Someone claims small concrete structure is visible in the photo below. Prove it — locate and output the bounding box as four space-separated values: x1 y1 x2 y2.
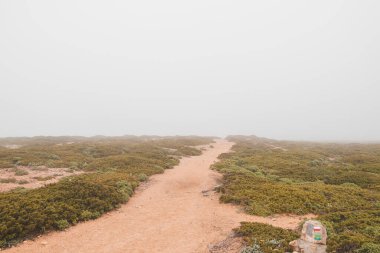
290 220 327 253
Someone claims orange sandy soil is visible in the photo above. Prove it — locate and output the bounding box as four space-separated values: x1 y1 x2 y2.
0 166 83 192
3 139 314 253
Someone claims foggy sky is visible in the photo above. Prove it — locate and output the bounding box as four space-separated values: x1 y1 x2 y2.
1 1 379 141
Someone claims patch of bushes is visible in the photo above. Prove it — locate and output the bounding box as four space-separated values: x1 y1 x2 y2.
320 210 380 253
0 136 213 169
13 168 29 176
0 178 17 183
240 245 263 253
33 176 54 181
0 172 132 247
175 146 202 156
235 222 298 253
214 135 380 252
55 219 70 230
0 174 132 246
224 136 380 190
30 166 49 171
357 243 380 253
33 176 55 181
137 173 148 182
80 210 100 221
215 169 378 216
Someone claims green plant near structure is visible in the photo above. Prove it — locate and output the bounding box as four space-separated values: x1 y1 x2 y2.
213 136 380 253
236 222 298 253
0 136 213 249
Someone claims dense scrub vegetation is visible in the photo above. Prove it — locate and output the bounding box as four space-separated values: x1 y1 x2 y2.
236 222 298 253
212 136 380 253
0 136 213 248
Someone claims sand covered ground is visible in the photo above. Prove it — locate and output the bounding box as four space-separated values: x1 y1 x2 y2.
0 166 83 192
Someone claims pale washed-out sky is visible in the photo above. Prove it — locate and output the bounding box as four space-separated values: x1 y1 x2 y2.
0 0 379 141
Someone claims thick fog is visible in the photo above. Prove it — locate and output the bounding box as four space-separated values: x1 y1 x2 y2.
1 1 379 141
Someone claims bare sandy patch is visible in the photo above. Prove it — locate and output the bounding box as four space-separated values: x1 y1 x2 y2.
0 166 83 192
2 144 22 149
266 144 288 152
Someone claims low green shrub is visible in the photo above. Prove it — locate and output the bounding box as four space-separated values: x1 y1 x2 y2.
55 219 70 230
240 244 263 253
235 222 298 253
80 210 101 221
0 178 17 183
33 176 54 181
137 173 148 182
17 180 29 184
14 169 28 176
357 243 380 253
320 210 380 253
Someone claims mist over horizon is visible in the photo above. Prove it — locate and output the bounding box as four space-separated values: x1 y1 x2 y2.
1 134 380 144
1 1 379 142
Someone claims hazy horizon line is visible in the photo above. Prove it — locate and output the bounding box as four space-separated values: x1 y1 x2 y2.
1 134 379 144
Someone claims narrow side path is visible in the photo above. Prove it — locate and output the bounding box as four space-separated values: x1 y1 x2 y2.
4 139 312 253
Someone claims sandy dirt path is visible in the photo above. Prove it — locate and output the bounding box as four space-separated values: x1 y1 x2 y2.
4 139 313 253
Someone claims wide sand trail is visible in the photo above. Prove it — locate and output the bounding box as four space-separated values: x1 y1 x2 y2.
4 139 313 253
